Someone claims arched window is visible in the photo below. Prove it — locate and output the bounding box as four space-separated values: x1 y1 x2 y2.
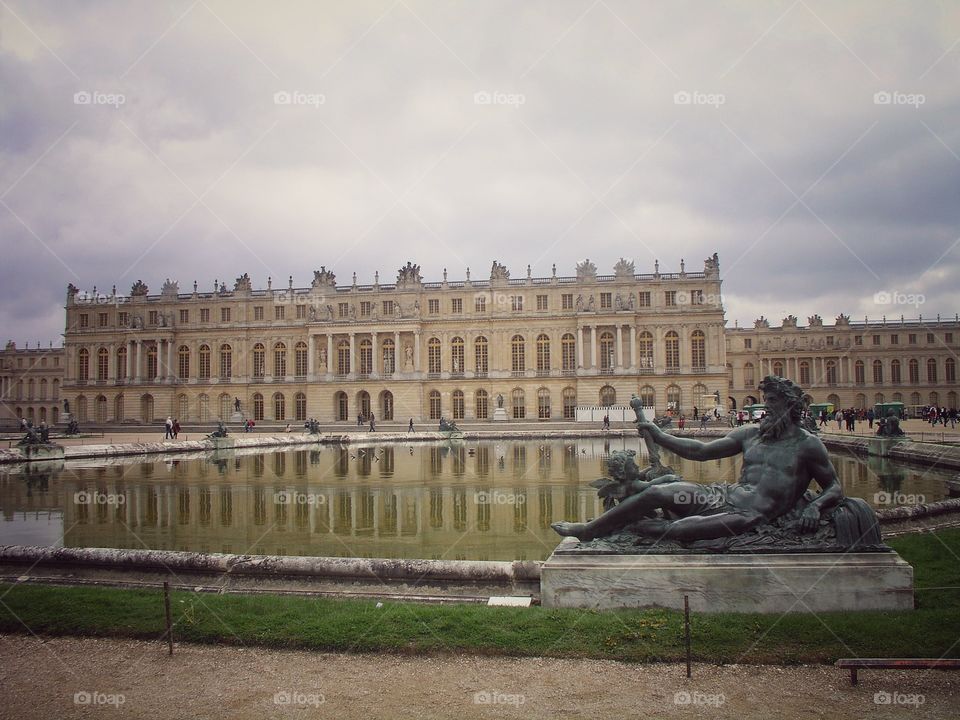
873 360 883 384
910 391 920 406
452 389 465 420
475 389 489 420
198 393 209 422
947 358 956 383
511 388 525 419
356 390 370 419
854 360 865 385
908 358 919 384
691 330 706 370
892 392 903 403
76 395 88 422
511 335 525 374
294 392 306 421
599 385 616 406
335 391 348 421
692 383 708 408
666 385 681 411
219 344 232 379
253 393 264 421
595 332 612 372
39 379 47 400
198 345 211 379
948 391 958 408
27 379 34 400
664 331 680 371
640 385 655 408
273 392 286 421
97 347 109 380
219 393 231 420
874 393 885 404
799 360 810 386
451 337 464 374
116 346 127 380
382 339 395 375
427 338 441 374
140 394 153 423
825 361 837 385
358 339 372 375
177 394 188 420
428 390 442 420
52 379 59 400
891 359 901 384
855 393 866 409
927 358 938 383
826 393 840 408
743 362 755 388
537 388 551 419
638 331 654 370
78 348 89 381
536 335 550 375
95 395 107 423
39 407 46 424
561 333 576 372
562 387 577 419
380 390 394 420
146 344 157 378
252 343 265 378
51 406 58 424
295 342 308 377
337 340 350 375
772 360 784 377
474 336 489 376
929 391 939 406
178 345 190 379
274 342 287 377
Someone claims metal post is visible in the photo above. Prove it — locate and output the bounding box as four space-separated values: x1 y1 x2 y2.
684 594 691 678
163 581 174 655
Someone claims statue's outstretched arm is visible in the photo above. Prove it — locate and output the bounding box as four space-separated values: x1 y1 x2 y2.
636 422 750 461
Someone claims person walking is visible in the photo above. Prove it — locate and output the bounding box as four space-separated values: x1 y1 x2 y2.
369 412 376 432
173 419 181 439
408 418 415 433
164 416 174 439
602 414 610 431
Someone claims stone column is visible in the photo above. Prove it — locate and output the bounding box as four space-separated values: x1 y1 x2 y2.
371 332 378 375
615 325 623 370
166 340 173 382
591 326 599 370
127 341 133 380
307 335 315 378
326 335 333 375
414 331 421 372
629 326 636 369
394 331 400 374
134 341 142 382
577 326 584 369
349 333 356 375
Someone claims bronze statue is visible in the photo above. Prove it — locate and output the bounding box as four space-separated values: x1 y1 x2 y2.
552 376 845 543
208 421 229 439
876 411 905 437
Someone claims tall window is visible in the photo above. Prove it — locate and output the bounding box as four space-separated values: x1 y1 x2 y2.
97 347 109 380
691 330 706 370
873 360 883 384
799 361 810 386
78 348 89 381
294 392 306 421
908 358 919 384
640 385 655 408
337 341 350 375
178 345 190 379
772 360 784 377
667 385 681 411
199 345 211 379
537 388 551 419
854 360 865 385
891 359 901 384
664 331 679 371
600 332 615 371
451 337 464 374
536 334 550 375
475 336 488 376
947 358 956 383
429 390 441 420
116 346 127 380
274 342 287 377
359 339 373 375
273 392 285 420
295 342 308 377
927 358 938 383
219 344 232 379
511 335 525 374
146 345 157 378
381 390 394 420
382 339 395 374
335 391 348 421
743 362 755 388
511 388 525 419
475 389 489 420
452 390 465 420
600 385 616 407
561 333 576 371
562 387 576 419
638 331 653 369
826 361 837 385
249 343 264 378
428 338 441 374
475 296 486 313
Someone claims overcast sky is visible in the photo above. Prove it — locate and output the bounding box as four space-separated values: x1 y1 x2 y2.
2 1 959 346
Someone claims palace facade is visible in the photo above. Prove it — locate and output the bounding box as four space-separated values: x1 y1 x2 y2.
57 257 728 425
0 342 63 426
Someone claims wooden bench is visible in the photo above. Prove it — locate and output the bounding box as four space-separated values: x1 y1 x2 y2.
836 658 960 685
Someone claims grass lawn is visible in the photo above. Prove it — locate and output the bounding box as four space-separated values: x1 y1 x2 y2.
1 529 957 664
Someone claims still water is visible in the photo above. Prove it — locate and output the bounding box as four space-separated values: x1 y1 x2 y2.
0 438 950 561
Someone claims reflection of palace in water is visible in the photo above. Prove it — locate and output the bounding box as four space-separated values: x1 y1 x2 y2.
0 440 950 561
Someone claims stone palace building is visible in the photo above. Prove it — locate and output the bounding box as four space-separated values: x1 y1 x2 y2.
2 254 957 426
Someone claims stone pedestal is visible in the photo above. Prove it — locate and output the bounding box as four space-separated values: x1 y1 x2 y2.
19 444 66 462
210 437 236 451
493 408 509 422
869 436 906 458
230 411 244 423
541 538 914 613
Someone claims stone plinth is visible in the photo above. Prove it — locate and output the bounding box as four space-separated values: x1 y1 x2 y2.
492 408 509 422
869 436 906 458
541 538 914 613
230 411 244 423
209 436 236 451
19 444 66 462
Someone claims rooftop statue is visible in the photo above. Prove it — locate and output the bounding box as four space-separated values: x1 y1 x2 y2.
233 273 252 292
312 267 337 288
396 262 422 286
130 280 149 297
576 258 597 281
490 261 510 281
553 376 883 552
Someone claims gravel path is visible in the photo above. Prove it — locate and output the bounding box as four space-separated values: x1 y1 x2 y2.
0 634 956 719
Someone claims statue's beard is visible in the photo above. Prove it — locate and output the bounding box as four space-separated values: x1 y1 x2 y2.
758 410 794 441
